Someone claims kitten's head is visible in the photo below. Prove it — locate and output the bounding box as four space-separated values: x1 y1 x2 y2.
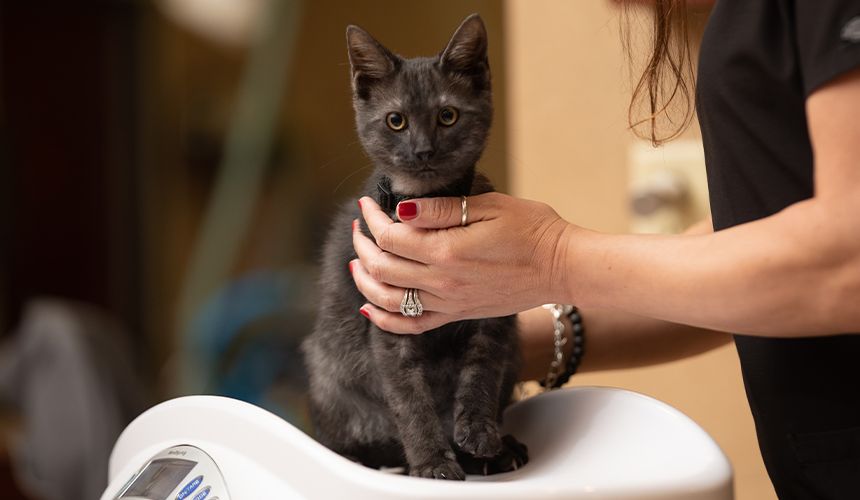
346 14 492 194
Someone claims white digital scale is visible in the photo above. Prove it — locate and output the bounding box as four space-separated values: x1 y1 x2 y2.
100 387 734 500
108 445 229 500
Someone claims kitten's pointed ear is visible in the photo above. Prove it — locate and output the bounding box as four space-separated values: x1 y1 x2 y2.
440 14 490 91
346 25 398 98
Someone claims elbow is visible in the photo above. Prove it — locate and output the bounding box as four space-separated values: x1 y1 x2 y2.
819 253 860 333
816 195 860 332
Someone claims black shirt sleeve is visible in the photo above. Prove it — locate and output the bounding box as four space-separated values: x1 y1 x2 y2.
795 1 860 95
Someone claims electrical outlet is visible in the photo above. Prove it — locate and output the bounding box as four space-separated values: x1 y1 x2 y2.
628 139 710 234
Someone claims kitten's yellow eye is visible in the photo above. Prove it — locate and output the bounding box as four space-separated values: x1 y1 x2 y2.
386 112 407 131
438 106 458 126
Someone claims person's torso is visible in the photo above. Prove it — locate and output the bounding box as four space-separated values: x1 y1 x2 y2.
697 1 860 498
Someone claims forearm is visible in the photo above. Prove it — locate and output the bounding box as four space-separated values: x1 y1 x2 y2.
562 197 860 336
518 306 729 381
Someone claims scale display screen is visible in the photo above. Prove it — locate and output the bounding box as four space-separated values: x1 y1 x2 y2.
120 458 197 499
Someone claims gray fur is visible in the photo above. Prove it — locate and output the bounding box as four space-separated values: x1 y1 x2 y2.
302 14 526 480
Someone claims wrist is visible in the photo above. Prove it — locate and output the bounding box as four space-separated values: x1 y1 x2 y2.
551 222 594 306
518 303 586 388
517 306 573 382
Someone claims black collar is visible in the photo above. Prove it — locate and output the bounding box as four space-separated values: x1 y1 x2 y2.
376 173 475 213
376 177 410 213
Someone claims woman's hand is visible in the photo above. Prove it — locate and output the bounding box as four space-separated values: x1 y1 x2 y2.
351 192 575 334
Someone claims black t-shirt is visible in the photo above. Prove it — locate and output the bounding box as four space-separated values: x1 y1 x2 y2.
697 1 860 498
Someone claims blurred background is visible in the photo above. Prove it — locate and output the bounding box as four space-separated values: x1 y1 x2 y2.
0 0 775 499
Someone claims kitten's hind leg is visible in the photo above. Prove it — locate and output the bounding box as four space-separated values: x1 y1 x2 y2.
456 434 529 476
339 440 407 470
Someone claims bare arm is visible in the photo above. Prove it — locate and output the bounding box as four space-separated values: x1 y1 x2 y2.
519 217 730 381
552 70 860 337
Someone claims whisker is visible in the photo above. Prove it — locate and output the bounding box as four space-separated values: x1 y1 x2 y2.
316 140 363 171
333 162 373 194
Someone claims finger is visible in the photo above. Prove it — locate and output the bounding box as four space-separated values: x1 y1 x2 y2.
352 218 433 289
394 192 502 228
359 302 456 335
350 259 446 313
358 197 440 264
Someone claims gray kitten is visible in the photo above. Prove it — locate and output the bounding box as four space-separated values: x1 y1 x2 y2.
301 14 527 480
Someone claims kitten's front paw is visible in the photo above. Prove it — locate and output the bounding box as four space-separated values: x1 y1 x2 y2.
497 434 529 471
409 457 465 480
454 418 502 458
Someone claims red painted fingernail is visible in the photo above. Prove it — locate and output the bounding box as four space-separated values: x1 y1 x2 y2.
348 260 355 274
352 219 358 232
397 201 418 221
359 307 370 319
358 198 363 210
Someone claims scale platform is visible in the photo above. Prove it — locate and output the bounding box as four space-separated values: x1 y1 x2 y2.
101 387 733 499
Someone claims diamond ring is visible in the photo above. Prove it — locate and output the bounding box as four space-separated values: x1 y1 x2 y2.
400 288 424 318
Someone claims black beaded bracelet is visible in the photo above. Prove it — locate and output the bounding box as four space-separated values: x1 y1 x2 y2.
551 306 585 389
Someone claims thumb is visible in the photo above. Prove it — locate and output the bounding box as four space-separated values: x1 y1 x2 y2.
395 193 495 228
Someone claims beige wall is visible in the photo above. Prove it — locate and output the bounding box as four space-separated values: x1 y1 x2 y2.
503 2 776 499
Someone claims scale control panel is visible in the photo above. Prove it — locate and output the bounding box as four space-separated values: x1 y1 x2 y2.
113 444 231 500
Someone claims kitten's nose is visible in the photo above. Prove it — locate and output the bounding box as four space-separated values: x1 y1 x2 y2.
414 148 435 162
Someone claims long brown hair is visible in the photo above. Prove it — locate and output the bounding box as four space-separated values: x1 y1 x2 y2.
623 0 695 146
